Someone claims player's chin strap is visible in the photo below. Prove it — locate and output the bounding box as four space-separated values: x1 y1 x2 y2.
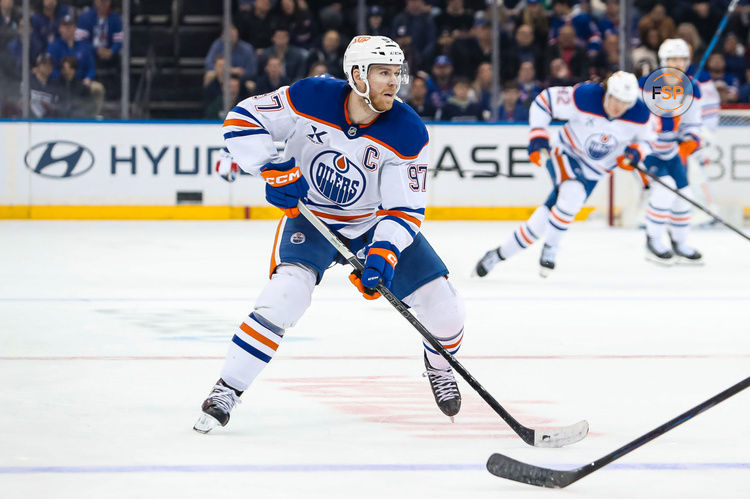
351 77 387 114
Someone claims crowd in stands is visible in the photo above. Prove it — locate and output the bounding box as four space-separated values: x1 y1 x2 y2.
1 0 749 121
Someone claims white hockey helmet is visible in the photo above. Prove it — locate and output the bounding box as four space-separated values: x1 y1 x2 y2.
343 35 409 113
658 38 691 68
605 71 639 108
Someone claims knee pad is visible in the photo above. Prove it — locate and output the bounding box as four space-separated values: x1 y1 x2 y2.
555 180 587 215
649 176 677 209
253 263 316 330
404 277 465 339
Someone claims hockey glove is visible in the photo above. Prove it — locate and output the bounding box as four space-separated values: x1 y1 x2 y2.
260 159 309 218
215 148 239 182
616 145 641 171
678 137 699 165
527 130 550 167
348 241 401 300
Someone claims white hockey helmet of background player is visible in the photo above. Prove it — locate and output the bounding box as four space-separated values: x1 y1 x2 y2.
343 35 409 113
658 38 691 68
605 70 639 109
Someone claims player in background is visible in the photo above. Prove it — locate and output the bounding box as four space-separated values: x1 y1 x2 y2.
638 39 704 265
194 36 466 434
474 71 656 278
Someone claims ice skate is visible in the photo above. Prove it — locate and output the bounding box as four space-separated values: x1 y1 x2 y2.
423 353 461 419
473 247 504 277
645 236 674 266
670 237 704 265
539 244 556 278
193 379 242 434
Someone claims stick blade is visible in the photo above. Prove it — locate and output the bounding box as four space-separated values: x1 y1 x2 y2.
486 453 576 488
533 419 589 447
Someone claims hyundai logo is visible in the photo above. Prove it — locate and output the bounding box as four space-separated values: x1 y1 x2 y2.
24 141 95 178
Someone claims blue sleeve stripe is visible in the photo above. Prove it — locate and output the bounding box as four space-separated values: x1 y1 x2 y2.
382 216 417 238
224 129 270 140
230 106 263 126
533 100 552 116
545 89 553 116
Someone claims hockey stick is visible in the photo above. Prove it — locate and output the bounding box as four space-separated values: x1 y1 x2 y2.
297 201 589 448
631 163 750 243
487 375 749 488
694 0 740 77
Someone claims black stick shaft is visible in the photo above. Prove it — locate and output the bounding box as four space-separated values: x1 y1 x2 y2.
633 163 750 243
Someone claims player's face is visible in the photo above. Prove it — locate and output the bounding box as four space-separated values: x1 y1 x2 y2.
367 64 401 111
603 95 631 118
665 57 688 72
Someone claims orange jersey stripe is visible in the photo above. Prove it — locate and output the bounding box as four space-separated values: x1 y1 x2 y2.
223 118 259 128
646 210 670 219
444 332 464 350
550 208 570 224
269 216 284 278
518 225 534 245
376 209 422 227
311 209 373 221
240 322 279 350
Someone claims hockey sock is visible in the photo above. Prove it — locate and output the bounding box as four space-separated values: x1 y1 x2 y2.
499 205 549 259
544 204 576 247
424 328 464 371
543 180 585 248
646 178 675 243
667 188 692 244
220 311 285 392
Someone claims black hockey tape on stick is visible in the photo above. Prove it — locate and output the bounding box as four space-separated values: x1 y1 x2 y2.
487 376 750 488
631 162 750 243
297 201 589 448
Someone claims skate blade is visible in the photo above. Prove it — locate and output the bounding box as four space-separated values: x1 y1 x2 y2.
644 253 674 267
674 256 705 266
539 267 552 278
450 416 455 423
193 413 221 434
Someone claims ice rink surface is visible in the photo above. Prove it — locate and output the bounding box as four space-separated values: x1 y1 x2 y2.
1 219 748 499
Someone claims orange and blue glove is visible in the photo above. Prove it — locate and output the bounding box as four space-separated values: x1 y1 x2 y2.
528 136 550 167
678 136 700 165
616 145 641 171
348 241 400 300
260 159 309 218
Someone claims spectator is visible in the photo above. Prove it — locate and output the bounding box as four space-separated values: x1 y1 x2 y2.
521 0 549 55
450 18 495 80
75 0 122 65
707 53 739 104
631 27 660 72
6 16 43 72
676 0 723 49
721 33 746 84
47 14 104 114
676 22 703 65
507 23 544 82
29 52 58 118
262 29 308 82
406 74 437 120
436 0 474 37
496 80 528 122
307 61 328 77
592 33 620 81
438 78 484 121
392 0 437 71
366 5 390 38
31 0 70 49
204 74 248 120
546 24 588 82
426 55 454 108
739 68 750 103
254 56 291 96
0 0 19 50
637 3 675 50
55 56 94 118
471 61 493 113
394 23 421 72
548 0 601 56
597 0 620 38
547 57 576 86
272 0 315 49
236 0 275 51
517 61 542 108
204 24 257 81
307 29 344 79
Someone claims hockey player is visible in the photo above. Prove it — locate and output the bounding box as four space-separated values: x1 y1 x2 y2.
474 71 656 278
639 39 704 264
194 36 465 434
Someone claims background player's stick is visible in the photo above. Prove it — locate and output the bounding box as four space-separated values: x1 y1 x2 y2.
632 163 750 243
487 376 749 488
297 201 589 448
694 0 740 77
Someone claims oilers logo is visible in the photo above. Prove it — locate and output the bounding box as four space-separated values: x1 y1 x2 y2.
310 150 366 207
584 133 619 160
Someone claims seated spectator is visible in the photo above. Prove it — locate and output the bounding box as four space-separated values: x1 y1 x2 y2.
549 0 601 56
272 0 314 49
707 53 739 104
450 18 495 80
47 14 104 114
521 0 549 55
676 0 723 51
6 17 43 72
55 56 94 118
31 0 70 49
507 24 544 82
597 0 620 38
366 6 390 39
30 52 58 118
0 0 20 50
591 33 620 81
438 78 484 121
471 61 493 113
721 33 746 84
436 0 474 37
631 27 660 72
75 0 122 65
545 25 588 83
392 0 437 72
406 74 437 120
306 29 343 79
307 61 328 77
517 61 541 108
261 29 307 82
236 0 274 51
254 56 291 96
637 3 675 50
204 74 249 120
426 55 454 109
394 23 421 72
547 57 576 86
204 24 257 82
676 22 703 65
739 68 750 103
496 80 528 122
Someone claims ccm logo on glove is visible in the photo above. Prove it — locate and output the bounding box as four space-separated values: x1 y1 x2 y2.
262 167 303 186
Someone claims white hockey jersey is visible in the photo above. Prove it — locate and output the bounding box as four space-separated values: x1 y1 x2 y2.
688 68 720 132
529 83 657 181
222 77 430 253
